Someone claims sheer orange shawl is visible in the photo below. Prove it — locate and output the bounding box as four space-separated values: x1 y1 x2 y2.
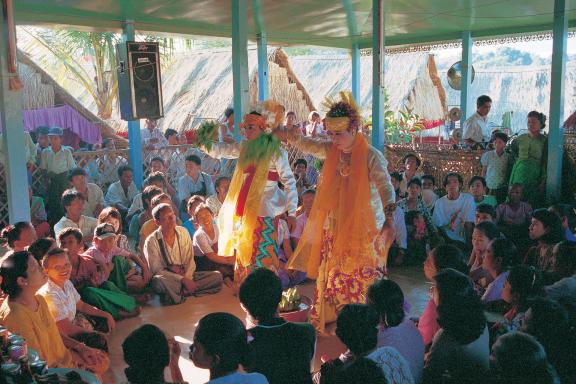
287 134 378 278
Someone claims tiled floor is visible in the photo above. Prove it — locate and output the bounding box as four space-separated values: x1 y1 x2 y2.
103 265 428 383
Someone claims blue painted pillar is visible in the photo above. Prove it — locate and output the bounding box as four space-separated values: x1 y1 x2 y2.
0 13 30 223
351 43 360 102
232 0 249 142
460 31 473 144
122 20 143 189
257 33 269 101
371 0 385 151
546 0 568 203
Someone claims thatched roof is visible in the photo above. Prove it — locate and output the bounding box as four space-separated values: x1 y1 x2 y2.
286 52 448 120
153 47 317 133
17 50 127 146
441 63 576 134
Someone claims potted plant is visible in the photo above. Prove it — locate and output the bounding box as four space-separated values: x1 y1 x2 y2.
278 288 312 323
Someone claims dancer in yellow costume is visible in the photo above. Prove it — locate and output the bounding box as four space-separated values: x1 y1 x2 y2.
279 93 396 333
195 101 298 284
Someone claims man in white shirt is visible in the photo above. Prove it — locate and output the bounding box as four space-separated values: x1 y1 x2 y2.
54 189 98 245
69 168 104 218
432 172 475 248
105 165 139 219
177 155 215 219
463 95 492 149
140 118 168 149
143 203 222 305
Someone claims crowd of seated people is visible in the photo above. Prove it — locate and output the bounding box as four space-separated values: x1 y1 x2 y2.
0 107 575 384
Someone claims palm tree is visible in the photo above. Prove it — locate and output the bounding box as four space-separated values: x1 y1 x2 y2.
19 28 119 119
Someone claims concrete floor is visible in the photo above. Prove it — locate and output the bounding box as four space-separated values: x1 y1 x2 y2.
103 265 428 383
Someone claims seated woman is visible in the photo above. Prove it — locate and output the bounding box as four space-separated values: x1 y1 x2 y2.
0 221 37 253
490 332 560 384
122 324 184 384
190 312 269 383
524 209 564 274
544 240 576 306
327 304 414 384
39 248 115 352
422 268 489 384
482 238 521 307
367 279 424 383
468 221 501 289
0 251 108 374
98 206 131 252
496 265 544 334
192 204 235 283
419 245 469 346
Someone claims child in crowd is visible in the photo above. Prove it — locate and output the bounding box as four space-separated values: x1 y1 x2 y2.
28 237 57 261
98 207 130 252
468 176 497 207
404 211 437 264
367 279 424 383
206 176 231 218
496 183 532 233
390 172 405 201
29 186 51 237
84 223 151 294
123 324 184 384
0 221 37 253
468 221 501 288
192 204 235 283
40 126 77 224
420 175 438 212
291 189 315 248
183 195 205 239
498 265 543 333
475 203 496 225
58 228 139 320
190 312 269 383
481 131 511 204
239 268 316 384
275 213 306 288
419 245 469 346
39 248 115 352
128 186 163 251
482 238 520 307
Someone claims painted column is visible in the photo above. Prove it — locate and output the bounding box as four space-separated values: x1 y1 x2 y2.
371 0 385 151
122 20 143 189
546 0 568 203
257 33 269 102
0 10 30 222
460 31 473 145
232 0 249 142
351 43 360 102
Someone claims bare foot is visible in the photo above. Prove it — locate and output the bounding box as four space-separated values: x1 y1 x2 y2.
118 307 142 320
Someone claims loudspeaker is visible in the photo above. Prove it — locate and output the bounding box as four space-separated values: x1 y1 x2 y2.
116 41 164 121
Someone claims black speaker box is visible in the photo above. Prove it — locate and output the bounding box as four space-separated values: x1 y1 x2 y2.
116 41 164 121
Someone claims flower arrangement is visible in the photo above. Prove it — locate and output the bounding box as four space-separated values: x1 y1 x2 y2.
195 120 219 151
278 287 302 313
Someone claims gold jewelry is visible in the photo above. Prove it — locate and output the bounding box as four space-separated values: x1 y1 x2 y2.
338 152 351 177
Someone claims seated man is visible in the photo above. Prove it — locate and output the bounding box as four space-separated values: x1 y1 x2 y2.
432 172 475 250
143 203 223 305
54 189 98 246
105 165 139 219
177 155 215 220
69 167 105 218
139 193 179 252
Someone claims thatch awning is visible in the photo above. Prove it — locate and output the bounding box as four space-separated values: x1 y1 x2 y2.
17 50 127 146
287 52 448 121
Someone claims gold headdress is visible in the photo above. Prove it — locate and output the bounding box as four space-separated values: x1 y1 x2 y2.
240 100 285 133
321 91 361 133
